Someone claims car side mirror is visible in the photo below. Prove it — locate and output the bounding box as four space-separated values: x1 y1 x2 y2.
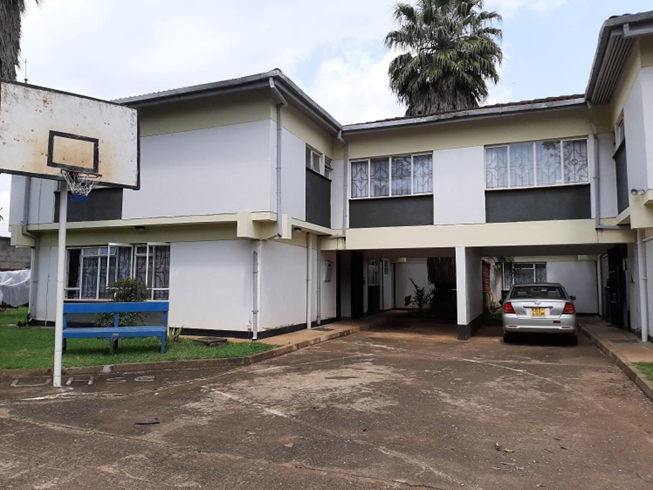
570 295 576 301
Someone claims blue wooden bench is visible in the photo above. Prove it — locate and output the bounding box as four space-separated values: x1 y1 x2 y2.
63 302 169 354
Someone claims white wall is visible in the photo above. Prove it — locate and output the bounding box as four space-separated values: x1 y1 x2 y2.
546 260 598 314
10 175 57 226
433 146 486 225
640 67 653 190
597 133 619 218
330 159 345 230
31 245 57 323
319 250 338 321
123 121 274 219
624 71 650 194
168 240 253 331
456 247 483 325
278 128 306 221
394 260 429 308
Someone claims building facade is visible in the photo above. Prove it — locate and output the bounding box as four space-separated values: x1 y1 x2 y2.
9 12 653 341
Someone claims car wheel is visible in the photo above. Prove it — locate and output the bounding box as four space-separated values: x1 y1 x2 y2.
503 332 515 344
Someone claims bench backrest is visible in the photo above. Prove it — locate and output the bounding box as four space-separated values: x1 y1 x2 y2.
64 302 169 314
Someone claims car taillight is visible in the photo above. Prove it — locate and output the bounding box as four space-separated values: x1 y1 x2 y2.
504 302 515 314
563 302 575 314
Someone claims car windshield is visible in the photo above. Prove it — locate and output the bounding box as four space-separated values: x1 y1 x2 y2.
510 286 566 300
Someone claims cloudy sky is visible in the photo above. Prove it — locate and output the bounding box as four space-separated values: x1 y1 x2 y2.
1 0 652 232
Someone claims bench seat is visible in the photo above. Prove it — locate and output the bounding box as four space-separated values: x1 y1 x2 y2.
63 302 169 354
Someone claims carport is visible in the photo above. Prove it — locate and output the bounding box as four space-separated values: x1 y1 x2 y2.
338 242 624 341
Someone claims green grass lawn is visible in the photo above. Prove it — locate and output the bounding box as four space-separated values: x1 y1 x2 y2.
0 323 277 370
634 362 653 382
0 306 29 326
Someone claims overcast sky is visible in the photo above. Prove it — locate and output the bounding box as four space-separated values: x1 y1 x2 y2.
2 0 652 232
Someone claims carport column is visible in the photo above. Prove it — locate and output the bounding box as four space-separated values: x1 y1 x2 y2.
306 233 313 329
455 247 483 341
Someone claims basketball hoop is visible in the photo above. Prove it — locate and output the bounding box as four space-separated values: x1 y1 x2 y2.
61 169 102 202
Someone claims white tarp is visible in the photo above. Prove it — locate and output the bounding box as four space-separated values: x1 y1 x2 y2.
0 269 30 307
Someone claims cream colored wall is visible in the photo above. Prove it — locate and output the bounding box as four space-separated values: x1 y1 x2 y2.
346 219 634 251
277 104 335 159
345 108 591 159
139 90 275 137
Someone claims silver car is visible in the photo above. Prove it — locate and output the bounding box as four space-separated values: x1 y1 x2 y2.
502 283 578 344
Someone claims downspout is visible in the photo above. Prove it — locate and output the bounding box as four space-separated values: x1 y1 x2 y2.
337 131 348 238
252 240 261 341
306 233 313 329
22 177 39 318
587 100 621 230
269 78 288 237
637 229 649 341
316 236 322 325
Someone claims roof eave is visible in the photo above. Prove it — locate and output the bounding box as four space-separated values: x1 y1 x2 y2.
114 70 342 135
342 97 587 135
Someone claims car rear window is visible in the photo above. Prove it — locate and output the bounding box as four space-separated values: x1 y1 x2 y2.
510 286 566 300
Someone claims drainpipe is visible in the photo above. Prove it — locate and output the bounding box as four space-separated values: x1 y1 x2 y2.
637 229 649 341
316 236 322 325
306 233 313 329
269 78 288 237
337 131 349 237
22 177 39 318
252 240 262 341
587 101 621 230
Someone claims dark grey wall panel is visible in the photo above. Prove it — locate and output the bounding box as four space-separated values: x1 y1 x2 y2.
615 144 629 214
306 169 331 228
486 185 591 223
54 188 123 223
350 195 434 228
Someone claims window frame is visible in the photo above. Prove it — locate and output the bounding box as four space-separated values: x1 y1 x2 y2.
306 145 332 180
502 262 547 289
350 152 433 200
485 138 590 191
65 242 171 301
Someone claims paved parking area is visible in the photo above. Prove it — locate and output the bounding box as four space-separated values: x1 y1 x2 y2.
2 321 653 489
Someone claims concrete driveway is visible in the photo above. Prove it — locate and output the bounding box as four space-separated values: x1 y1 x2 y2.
2 321 653 489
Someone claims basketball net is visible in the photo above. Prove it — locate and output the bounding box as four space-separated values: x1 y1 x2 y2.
61 170 102 202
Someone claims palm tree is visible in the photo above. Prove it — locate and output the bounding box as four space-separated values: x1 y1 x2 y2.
1 0 41 81
385 0 502 116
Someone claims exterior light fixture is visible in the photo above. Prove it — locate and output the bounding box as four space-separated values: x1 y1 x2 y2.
631 188 646 196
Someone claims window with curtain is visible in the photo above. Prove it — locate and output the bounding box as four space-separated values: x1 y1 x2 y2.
65 243 170 300
503 263 547 289
486 139 588 189
351 153 433 199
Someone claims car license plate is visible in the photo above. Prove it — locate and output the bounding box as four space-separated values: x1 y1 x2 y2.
531 308 546 317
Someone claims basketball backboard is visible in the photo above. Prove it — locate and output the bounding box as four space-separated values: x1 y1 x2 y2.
0 80 139 188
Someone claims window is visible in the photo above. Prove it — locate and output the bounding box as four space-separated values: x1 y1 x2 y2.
367 260 380 286
351 153 433 199
65 243 170 301
503 263 547 289
306 146 332 179
486 139 588 189
510 285 565 300
615 118 625 148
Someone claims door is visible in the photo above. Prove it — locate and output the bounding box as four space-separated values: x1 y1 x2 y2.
351 251 364 318
607 245 627 329
367 259 381 314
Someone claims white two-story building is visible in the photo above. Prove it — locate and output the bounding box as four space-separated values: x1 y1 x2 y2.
9 11 653 342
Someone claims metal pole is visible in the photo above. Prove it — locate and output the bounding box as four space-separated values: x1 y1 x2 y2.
53 182 68 387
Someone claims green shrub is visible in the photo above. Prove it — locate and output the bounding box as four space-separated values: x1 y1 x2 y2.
95 278 148 327
404 279 433 314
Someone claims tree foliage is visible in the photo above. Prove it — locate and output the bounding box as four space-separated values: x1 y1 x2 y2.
0 0 42 80
385 0 502 116
95 279 149 327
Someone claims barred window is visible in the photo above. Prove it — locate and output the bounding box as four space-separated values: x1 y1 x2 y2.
65 243 170 301
486 139 588 190
351 153 433 199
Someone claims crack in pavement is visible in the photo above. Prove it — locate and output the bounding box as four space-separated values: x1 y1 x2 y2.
0 414 452 490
